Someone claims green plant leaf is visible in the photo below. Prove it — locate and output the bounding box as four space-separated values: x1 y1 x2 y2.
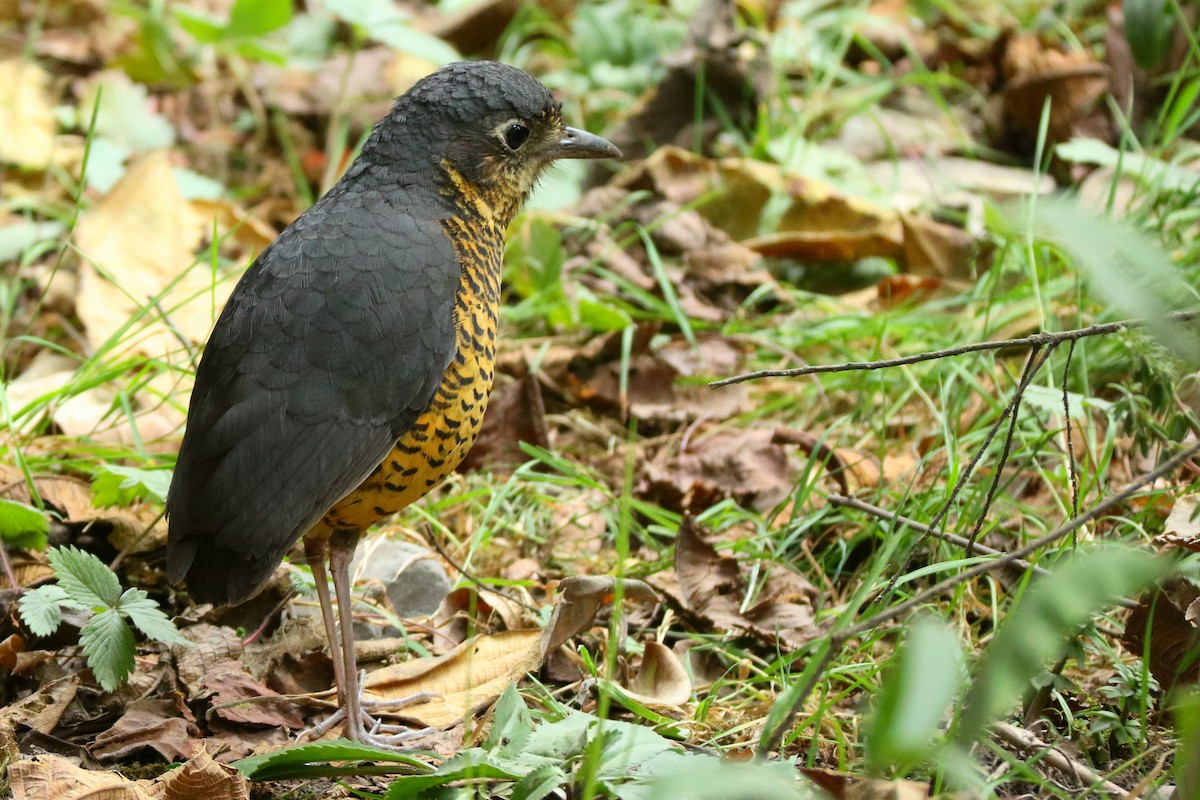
1025 198 1200 363
1175 688 1200 799
511 764 568 800
91 465 173 508
385 750 522 799
233 739 433 781
173 8 224 43
485 683 533 755
225 0 292 39
0 497 49 550
955 546 1169 745
115 587 191 646
1124 0 1176 68
80 607 136 692
864 615 965 773
48 545 122 609
18 584 72 637
617 754 809 799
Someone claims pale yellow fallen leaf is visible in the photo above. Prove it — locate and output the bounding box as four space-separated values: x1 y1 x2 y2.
0 59 57 168
74 151 234 361
363 629 543 729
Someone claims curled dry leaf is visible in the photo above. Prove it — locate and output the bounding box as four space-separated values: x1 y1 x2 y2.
543 576 660 653
624 641 692 707
674 515 820 650
1159 493 1200 552
639 428 796 513
8 745 249 800
997 34 1110 148
91 698 201 762
0 463 165 564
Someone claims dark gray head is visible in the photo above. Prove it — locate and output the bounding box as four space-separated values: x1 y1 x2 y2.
359 61 619 214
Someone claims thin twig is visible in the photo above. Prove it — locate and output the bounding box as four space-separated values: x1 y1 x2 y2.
827 494 1049 577
711 310 1199 386
882 344 1056 601
754 440 1200 757
966 345 1052 551
992 721 1129 798
1062 338 1081 534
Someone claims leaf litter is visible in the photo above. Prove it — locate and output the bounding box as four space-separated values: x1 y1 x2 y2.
1 0 1196 797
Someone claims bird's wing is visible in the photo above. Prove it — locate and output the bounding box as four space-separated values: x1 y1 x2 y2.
166 186 459 603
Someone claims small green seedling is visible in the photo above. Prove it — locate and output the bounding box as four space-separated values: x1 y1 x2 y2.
19 545 190 691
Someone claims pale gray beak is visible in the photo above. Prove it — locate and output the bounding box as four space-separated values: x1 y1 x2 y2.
548 127 622 160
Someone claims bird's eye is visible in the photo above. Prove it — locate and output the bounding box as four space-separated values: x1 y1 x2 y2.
504 123 531 151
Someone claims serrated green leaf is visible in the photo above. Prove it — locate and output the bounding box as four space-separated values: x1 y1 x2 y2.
486 683 533 755
19 585 70 637
0 497 49 550
48 545 122 609
511 764 567 800
91 465 173 508
115 587 191 646
864 615 964 772
955 546 1168 745
80 607 136 692
226 0 292 39
233 738 433 781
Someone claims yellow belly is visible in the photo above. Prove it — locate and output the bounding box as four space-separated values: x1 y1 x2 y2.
318 325 495 532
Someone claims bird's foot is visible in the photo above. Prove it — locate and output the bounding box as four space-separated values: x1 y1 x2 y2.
296 681 438 750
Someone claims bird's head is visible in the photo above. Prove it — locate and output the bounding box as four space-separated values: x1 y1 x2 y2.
361 61 621 221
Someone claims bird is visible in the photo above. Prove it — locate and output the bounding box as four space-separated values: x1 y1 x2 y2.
165 61 620 746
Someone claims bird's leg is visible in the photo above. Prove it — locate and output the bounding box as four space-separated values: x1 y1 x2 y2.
306 538 346 700
327 531 435 748
327 531 369 741
296 538 349 742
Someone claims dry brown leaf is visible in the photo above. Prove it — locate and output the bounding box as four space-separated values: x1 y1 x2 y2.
91 699 201 762
675 515 819 650
1159 493 1200 552
0 463 166 562
0 60 57 168
74 151 232 359
639 428 797 513
0 674 80 734
363 629 543 728
1124 579 1200 693
457 373 549 472
999 35 1110 147
156 746 249 800
9 754 141 800
174 624 245 696
543 576 659 653
8 746 248 800
624 641 692 706
202 659 305 730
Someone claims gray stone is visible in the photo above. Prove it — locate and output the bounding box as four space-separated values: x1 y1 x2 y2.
351 539 453 619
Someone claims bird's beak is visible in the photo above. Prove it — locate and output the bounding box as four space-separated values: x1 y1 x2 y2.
548 127 622 160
